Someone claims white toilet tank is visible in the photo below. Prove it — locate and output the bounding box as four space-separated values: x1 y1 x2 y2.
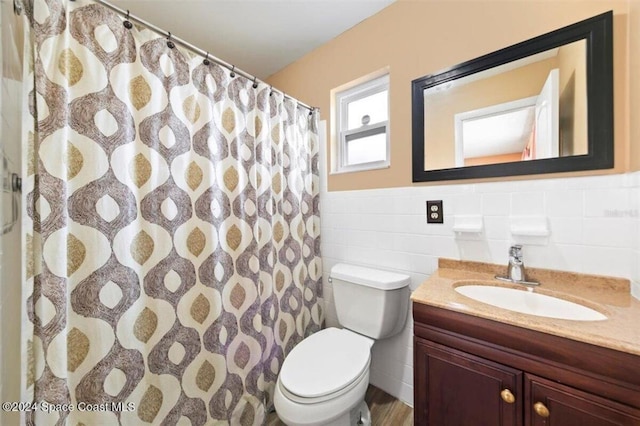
330 263 410 339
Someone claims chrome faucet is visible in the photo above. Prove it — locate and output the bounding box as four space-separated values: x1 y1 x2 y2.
496 245 539 286
507 245 525 281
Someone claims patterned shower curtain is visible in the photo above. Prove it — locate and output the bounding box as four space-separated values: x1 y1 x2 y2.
21 0 322 424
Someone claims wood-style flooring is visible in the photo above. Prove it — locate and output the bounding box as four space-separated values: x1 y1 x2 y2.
266 385 413 425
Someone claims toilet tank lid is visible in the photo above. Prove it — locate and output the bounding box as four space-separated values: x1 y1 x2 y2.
330 263 410 290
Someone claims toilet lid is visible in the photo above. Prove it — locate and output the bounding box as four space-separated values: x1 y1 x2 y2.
280 328 371 399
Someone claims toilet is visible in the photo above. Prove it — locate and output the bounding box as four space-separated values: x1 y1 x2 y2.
274 263 410 426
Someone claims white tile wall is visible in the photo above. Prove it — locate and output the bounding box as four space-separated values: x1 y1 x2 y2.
319 169 640 406
632 174 640 299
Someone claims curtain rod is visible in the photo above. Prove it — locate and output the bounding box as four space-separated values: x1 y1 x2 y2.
76 0 317 113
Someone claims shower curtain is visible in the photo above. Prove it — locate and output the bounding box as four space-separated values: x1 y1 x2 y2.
21 0 322 424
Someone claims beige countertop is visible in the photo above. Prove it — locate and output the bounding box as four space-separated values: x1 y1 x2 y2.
411 259 640 357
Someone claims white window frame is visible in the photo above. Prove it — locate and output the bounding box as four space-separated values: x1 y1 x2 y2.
334 74 390 173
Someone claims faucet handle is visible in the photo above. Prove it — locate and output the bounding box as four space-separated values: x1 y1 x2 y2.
509 245 523 259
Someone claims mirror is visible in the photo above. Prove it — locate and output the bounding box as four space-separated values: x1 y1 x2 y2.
412 11 613 182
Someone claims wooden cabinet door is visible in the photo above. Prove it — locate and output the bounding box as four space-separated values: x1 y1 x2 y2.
415 338 523 426
526 374 640 426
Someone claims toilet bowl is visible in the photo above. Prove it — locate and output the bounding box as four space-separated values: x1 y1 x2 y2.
274 264 411 426
274 328 373 426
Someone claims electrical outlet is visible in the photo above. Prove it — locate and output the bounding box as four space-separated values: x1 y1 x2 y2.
426 200 443 223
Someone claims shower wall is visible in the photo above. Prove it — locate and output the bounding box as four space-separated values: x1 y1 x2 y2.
1 1 24 425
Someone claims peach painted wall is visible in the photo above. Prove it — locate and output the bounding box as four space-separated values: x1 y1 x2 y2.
464 152 522 167
630 1 640 170
266 0 631 191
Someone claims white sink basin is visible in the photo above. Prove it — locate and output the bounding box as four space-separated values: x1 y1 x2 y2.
454 285 607 321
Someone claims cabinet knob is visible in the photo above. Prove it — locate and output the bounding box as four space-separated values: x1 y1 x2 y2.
500 389 515 404
534 402 550 418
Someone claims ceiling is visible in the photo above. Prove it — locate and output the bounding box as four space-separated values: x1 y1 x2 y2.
110 0 396 79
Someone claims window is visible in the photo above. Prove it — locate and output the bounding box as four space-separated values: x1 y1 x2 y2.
334 74 389 173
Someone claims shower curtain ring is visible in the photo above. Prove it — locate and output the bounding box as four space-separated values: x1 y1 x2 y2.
252 76 258 89
269 86 273 96
203 52 210 66
166 32 175 49
230 65 236 78
123 10 133 29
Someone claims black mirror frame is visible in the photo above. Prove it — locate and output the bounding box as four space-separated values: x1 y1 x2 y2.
411 11 613 182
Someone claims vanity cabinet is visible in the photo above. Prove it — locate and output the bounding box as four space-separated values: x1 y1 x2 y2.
413 302 640 426
415 339 522 425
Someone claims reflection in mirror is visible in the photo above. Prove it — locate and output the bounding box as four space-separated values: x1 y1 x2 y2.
424 40 586 171
411 11 613 182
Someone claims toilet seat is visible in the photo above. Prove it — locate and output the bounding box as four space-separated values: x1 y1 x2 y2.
279 328 372 403
279 360 369 404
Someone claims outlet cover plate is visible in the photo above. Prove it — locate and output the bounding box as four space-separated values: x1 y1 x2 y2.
427 200 444 224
